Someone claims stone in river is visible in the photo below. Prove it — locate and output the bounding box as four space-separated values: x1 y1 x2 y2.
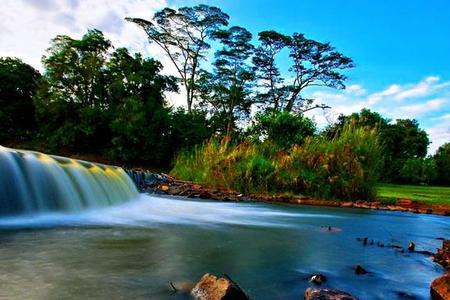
430 273 450 300
354 265 368 275
304 287 358 300
191 273 249 300
310 274 327 285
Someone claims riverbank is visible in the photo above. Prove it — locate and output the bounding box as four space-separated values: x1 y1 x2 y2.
132 171 450 216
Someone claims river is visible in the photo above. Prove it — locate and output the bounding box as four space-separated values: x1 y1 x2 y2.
0 194 448 299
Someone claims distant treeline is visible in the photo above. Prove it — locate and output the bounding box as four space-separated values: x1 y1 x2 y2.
0 4 449 193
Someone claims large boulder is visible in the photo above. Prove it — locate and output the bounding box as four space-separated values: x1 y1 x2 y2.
304 287 358 300
191 273 249 300
430 273 450 300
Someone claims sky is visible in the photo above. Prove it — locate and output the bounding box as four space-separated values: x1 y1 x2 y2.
1 0 450 153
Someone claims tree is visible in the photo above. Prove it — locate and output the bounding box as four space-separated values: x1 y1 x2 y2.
0 57 41 142
34 29 112 150
198 26 255 137
434 143 450 185
253 31 291 111
249 111 316 149
126 5 229 112
400 158 437 184
106 48 178 164
284 34 354 112
323 109 430 182
253 31 353 113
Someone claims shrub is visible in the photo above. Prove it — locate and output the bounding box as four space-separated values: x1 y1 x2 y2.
172 125 382 200
400 158 437 184
434 143 450 185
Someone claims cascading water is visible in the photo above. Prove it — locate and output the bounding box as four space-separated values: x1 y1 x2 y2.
0 146 138 216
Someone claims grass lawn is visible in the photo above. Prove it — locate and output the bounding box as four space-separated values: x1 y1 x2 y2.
377 183 450 205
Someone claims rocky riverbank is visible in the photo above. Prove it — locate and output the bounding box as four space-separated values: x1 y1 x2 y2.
126 169 450 216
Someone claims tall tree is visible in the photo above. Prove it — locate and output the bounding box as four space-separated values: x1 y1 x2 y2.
199 26 255 137
0 57 41 142
253 31 353 113
253 31 291 111
126 5 229 112
34 29 112 149
285 33 354 112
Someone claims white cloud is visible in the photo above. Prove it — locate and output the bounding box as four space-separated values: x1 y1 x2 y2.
0 0 168 69
428 120 450 154
399 98 448 118
0 0 189 106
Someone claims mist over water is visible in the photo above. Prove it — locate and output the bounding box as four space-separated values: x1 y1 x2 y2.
0 194 448 300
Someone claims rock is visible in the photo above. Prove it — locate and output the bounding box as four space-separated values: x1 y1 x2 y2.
430 273 450 300
304 287 358 300
408 241 416 252
433 240 450 270
310 274 327 285
354 265 367 275
190 273 248 300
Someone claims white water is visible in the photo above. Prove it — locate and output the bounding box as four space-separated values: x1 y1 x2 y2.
0 146 138 216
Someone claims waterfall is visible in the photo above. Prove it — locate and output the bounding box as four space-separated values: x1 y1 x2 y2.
0 146 139 216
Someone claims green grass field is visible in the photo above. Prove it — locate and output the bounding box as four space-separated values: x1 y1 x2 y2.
377 183 450 205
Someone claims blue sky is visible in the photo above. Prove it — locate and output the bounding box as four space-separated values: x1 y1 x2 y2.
1 0 449 153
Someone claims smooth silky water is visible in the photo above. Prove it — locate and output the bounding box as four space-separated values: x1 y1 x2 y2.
0 147 448 299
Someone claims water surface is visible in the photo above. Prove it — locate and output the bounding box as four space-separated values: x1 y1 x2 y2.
0 194 448 299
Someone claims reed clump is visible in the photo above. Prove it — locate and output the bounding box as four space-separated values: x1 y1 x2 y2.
171 125 382 201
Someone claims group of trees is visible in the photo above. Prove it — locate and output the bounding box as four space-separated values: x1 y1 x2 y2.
127 4 354 137
0 4 448 185
324 109 449 184
0 30 211 166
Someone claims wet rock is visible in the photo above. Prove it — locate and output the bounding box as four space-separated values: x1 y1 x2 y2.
310 274 327 285
433 240 450 270
304 287 357 300
430 273 450 300
354 265 367 275
191 273 249 300
408 241 416 252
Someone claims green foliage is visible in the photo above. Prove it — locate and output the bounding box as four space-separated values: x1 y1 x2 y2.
33 30 181 166
199 26 255 137
0 57 41 142
126 5 229 112
248 111 316 149
399 158 437 184
169 108 213 153
324 109 430 183
172 125 382 200
434 143 450 185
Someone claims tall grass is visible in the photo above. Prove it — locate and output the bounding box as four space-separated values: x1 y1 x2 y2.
171 125 382 201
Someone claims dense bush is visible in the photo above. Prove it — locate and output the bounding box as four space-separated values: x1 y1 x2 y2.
248 111 316 149
172 125 382 200
434 143 450 185
0 58 41 142
399 158 437 184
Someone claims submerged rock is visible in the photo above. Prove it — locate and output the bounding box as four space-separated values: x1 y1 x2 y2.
191 273 249 300
354 265 367 275
433 240 450 270
310 274 327 285
304 287 358 300
430 273 450 300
